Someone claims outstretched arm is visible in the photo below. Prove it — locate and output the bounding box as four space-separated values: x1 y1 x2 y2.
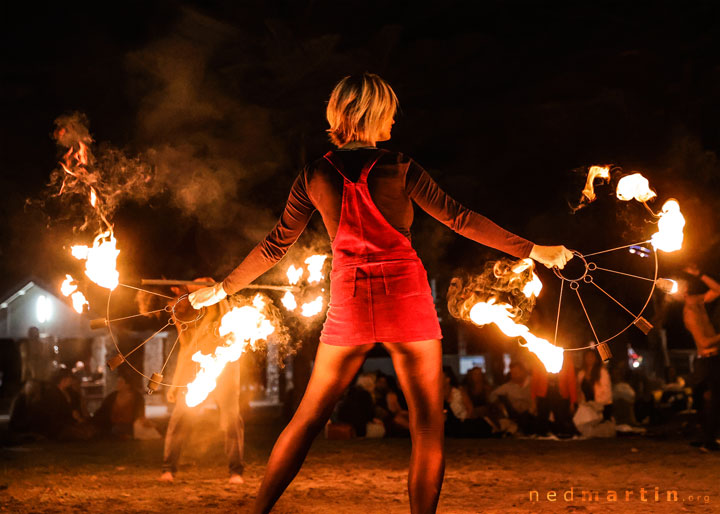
685 266 720 303
406 160 572 268
190 172 316 307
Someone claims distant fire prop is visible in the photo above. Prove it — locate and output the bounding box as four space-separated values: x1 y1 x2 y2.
450 166 686 371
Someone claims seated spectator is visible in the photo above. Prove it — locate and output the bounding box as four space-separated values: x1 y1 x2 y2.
336 373 384 438
611 364 638 426
465 367 491 418
443 367 494 438
374 372 410 437
489 361 537 435
531 355 577 437
574 350 615 438
93 373 151 439
9 368 94 440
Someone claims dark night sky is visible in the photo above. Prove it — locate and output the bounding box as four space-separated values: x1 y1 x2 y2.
2 1 720 349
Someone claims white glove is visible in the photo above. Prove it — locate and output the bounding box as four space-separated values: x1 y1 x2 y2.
188 282 227 309
529 244 574 269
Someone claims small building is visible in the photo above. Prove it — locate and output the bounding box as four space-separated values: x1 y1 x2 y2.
0 278 96 340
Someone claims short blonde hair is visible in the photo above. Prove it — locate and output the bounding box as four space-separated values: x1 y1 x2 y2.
326 73 399 147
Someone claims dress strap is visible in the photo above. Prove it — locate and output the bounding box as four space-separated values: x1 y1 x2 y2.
359 149 386 183
324 149 387 183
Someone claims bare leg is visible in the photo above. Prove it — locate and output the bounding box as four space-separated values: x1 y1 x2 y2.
252 342 374 514
383 339 445 514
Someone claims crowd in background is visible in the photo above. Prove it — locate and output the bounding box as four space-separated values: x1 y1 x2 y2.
327 347 700 442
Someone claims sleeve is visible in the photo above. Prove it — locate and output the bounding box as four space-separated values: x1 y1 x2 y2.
405 160 534 259
223 170 316 294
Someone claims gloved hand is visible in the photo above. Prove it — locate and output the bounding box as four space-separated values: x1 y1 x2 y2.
529 245 574 269
188 282 227 309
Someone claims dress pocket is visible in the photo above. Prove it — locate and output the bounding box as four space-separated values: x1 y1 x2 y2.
381 261 423 296
329 268 357 305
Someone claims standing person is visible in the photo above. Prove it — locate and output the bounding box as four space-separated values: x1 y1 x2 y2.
679 266 720 451
160 279 246 484
189 73 572 513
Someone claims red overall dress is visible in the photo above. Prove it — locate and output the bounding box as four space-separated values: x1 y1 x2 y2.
320 150 442 346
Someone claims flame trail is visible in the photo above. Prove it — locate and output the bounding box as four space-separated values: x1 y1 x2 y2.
469 299 564 373
186 295 275 407
581 165 611 203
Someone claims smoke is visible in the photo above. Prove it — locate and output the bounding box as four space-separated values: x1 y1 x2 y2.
447 257 538 326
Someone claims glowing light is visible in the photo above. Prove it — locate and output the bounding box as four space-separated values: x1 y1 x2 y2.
36 295 53 323
71 230 120 290
281 290 297 311
301 295 324 317
616 173 656 203
90 188 98 207
305 255 327 284
286 265 303 285
651 199 685 253
185 295 274 407
468 299 563 373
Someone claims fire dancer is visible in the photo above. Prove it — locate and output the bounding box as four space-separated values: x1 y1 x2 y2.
160 279 246 483
677 265 720 451
189 73 572 513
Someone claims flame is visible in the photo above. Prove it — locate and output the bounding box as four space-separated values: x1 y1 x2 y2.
287 264 304 285
186 295 275 407
59 274 88 313
301 295 324 317
656 278 678 294
582 165 611 202
71 230 120 290
468 299 563 373
650 199 685 253
89 188 98 207
281 290 297 311
522 272 543 299
305 255 327 284
616 173 657 203
61 274 78 296
508 258 542 299
70 292 89 313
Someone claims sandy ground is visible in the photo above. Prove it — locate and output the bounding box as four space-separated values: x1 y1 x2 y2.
1 423 719 514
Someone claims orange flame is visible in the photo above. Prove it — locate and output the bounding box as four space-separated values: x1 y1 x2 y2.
71 230 120 290
59 274 88 314
300 295 324 317
510 258 543 298
281 290 297 311
650 199 685 253
305 255 327 284
286 265 303 285
616 173 656 203
185 295 274 407
468 299 563 373
581 165 611 203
